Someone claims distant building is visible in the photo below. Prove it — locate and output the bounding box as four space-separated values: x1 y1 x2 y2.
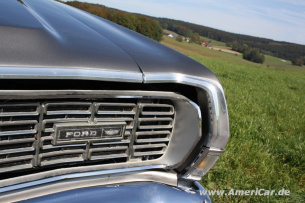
182 37 190 42
163 32 178 38
168 33 177 38
201 42 211 47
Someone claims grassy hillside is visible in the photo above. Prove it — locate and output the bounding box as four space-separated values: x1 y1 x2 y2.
162 37 305 202
158 17 305 61
200 36 226 47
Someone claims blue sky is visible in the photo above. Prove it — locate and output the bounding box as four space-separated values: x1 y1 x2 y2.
63 0 305 45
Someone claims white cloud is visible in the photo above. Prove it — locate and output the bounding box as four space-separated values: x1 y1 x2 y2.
279 0 305 6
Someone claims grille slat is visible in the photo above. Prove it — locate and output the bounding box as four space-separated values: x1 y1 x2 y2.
137 118 173 130
42 143 86 150
135 131 170 143
92 140 130 146
90 146 128 152
44 103 91 115
133 143 167 157
0 138 35 145
40 156 84 166
0 147 35 155
0 155 33 164
40 149 85 158
134 151 165 157
0 99 175 176
0 120 38 136
133 143 167 149
140 104 174 116
98 112 135 115
0 112 39 117
0 162 33 173
0 103 39 117
90 145 128 160
90 154 128 160
96 103 136 113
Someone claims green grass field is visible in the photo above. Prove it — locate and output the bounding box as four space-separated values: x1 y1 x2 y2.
162 36 305 202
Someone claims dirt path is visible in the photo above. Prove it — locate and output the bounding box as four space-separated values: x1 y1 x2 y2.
209 47 241 55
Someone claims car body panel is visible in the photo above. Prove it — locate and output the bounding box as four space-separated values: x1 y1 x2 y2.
20 182 210 203
0 0 219 83
0 0 141 76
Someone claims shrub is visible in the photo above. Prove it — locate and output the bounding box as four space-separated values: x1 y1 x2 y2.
291 58 303 66
176 35 183 42
243 48 265 64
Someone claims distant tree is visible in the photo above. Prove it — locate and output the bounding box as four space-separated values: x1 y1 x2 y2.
231 41 240 51
291 58 303 66
115 12 137 31
64 1 162 42
226 42 232 47
190 33 201 44
106 11 116 21
175 26 192 38
242 44 249 52
161 23 168 30
176 26 187 36
137 17 153 39
243 48 265 64
151 20 163 42
184 29 193 38
137 17 163 42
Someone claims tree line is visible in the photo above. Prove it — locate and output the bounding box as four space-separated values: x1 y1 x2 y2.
157 18 305 65
227 42 265 63
62 1 163 42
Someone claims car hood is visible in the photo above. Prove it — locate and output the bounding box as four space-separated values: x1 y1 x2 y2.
0 0 218 83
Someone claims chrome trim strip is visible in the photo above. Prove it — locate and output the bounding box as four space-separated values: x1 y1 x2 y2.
189 100 203 128
0 165 167 194
144 73 229 180
209 147 225 155
0 67 143 83
144 73 230 149
0 170 176 202
0 90 189 99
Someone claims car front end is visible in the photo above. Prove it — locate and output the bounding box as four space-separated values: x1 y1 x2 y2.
0 0 229 202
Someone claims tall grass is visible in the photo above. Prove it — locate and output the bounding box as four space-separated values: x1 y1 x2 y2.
197 57 305 202
162 37 305 202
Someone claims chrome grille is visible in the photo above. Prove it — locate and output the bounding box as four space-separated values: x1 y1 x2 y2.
95 103 136 133
0 99 175 175
133 104 175 160
0 103 39 173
